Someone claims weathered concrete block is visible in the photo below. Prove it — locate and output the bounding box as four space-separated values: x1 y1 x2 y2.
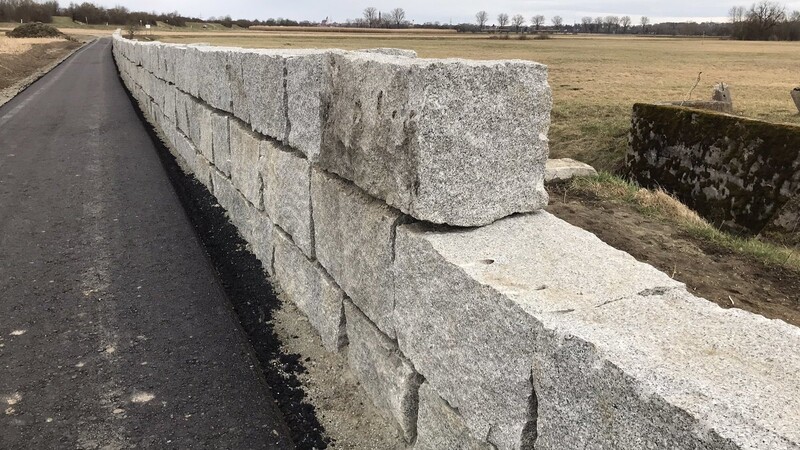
319 52 551 226
311 168 407 337
212 171 274 273
212 112 231 176
229 120 264 208
414 383 493 450
344 300 422 442
544 158 598 183
395 211 800 449
357 48 417 58
273 230 347 352
262 143 314 258
393 211 684 449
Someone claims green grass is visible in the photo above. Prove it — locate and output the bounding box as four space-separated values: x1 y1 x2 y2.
567 173 800 273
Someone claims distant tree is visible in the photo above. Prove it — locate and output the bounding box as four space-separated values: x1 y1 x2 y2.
476 10 488 29
497 13 509 28
593 16 604 32
551 15 563 30
581 16 593 32
363 6 378 27
390 7 406 27
511 14 525 31
531 14 545 31
746 0 786 37
620 15 632 32
640 16 650 33
604 15 620 33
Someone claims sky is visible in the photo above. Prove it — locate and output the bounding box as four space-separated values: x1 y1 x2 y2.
90 0 800 25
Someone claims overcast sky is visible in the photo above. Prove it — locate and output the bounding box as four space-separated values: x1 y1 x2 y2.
90 0 800 25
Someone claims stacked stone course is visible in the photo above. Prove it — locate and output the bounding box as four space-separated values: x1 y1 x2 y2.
113 32 800 449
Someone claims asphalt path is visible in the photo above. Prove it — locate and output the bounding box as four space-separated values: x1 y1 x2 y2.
0 38 295 449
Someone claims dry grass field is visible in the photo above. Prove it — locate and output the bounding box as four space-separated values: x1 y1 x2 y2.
0 35 65 55
156 32 800 172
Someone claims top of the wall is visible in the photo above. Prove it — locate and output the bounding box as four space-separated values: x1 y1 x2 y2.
112 32 552 226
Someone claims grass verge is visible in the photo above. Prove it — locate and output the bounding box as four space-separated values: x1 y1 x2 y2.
565 172 800 273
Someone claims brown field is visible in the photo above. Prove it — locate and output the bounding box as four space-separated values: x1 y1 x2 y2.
153 32 800 172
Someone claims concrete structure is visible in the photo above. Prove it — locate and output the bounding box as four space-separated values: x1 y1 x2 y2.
626 103 800 234
544 158 598 182
113 33 800 449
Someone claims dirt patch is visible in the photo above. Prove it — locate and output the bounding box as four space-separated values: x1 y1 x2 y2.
547 185 800 327
0 37 81 97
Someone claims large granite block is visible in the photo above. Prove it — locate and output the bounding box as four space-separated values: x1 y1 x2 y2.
212 112 231 176
285 51 337 159
232 50 286 140
319 52 552 226
273 230 346 352
188 101 214 163
229 120 264 208
262 143 314 258
344 300 422 442
414 383 493 450
212 171 274 272
394 211 799 449
311 168 407 337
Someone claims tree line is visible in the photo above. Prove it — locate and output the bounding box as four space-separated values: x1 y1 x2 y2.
729 1 800 40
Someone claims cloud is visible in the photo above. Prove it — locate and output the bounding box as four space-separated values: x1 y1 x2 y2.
90 0 800 24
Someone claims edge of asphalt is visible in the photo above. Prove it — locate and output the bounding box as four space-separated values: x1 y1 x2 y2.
0 37 93 109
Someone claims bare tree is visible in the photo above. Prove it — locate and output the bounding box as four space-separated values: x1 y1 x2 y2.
532 14 545 31
511 14 525 31
497 13 509 28
640 16 650 33
551 15 563 30
476 10 488 29
791 10 800 21
604 15 620 33
729 6 746 23
390 7 406 27
363 6 378 27
620 15 632 32
747 0 786 36
594 16 604 33
581 16 593 32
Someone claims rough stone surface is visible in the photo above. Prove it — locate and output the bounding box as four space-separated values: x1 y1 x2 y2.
414 383 493 450
232 50 286 140
531 288 800 450
311 168 407 338
712 82 732 104
626 103 800 233
229 120 264 208
212 171 274 273
319 52 551 226
344 300 422 442
273 230 347 352
211 112 231 176
544 158 598 183
395 211 800 449
662 100 733 114
394 211 683 449
262 143 314 258
792 87 800 114
357 48 417 58
285 51 334 160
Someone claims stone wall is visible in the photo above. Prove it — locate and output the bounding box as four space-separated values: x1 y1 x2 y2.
113 33 800 450
626 103 800 234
